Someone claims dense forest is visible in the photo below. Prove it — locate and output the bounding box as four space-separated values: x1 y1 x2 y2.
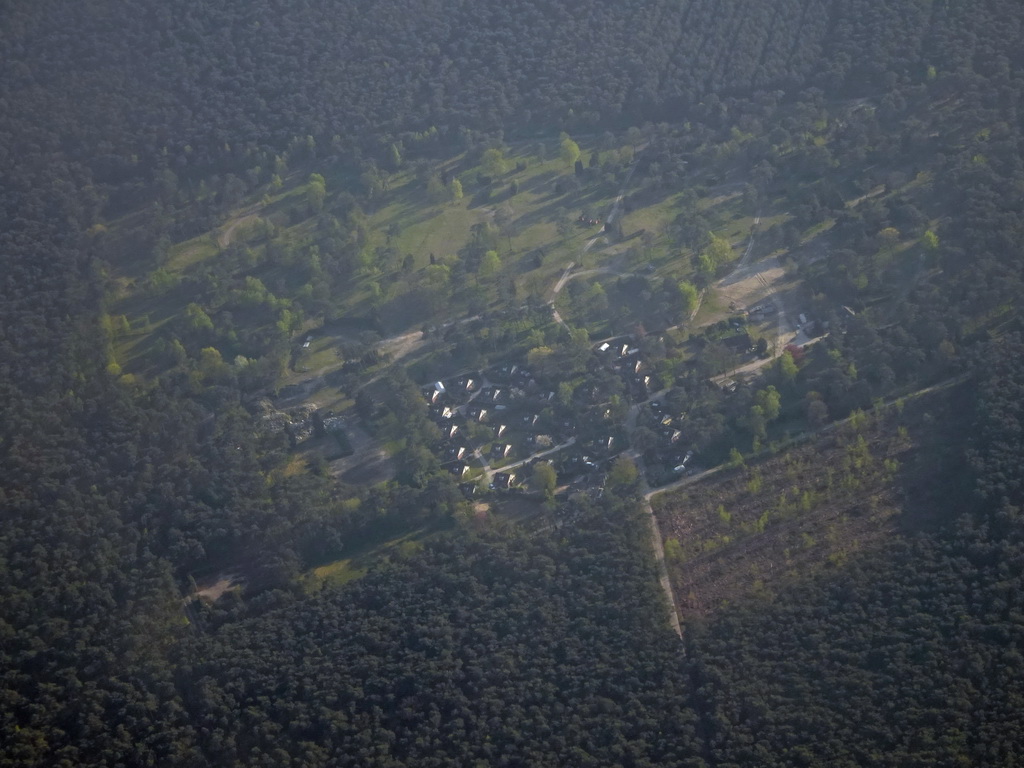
4 0 1024 764
688 341 1024 766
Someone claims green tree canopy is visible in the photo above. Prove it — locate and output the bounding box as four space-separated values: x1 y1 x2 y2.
479 250 501 278
449 177 463 201
560 133 581 167
308 172 326 212
481 148 507 177
608 455 639 489
531 462 557 498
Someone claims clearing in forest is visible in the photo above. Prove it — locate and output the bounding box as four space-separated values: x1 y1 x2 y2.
652 385 969 619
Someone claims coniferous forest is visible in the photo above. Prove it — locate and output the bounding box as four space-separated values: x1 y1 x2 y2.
4 0 1024 765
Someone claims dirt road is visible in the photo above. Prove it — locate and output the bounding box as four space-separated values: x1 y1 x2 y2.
632 454 683 639
548 154 643 329
642 492 684 638
218 208 261 248
484 438 577 480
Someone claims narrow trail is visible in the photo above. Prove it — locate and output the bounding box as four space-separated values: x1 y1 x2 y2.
485 438 577 480
548 154 644 330
737 214 761 269
218 208 261 248
631 451 683 639
642 491 684 638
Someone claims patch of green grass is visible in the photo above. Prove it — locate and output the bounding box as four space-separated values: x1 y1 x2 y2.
802 218 835 242
694 288 725 326
284 339 343 382
385 203 489 265
305 523 449 591
165 234 219 273
310 558 368 587
699 189 741 211
620 192 683 239
382 439 405 456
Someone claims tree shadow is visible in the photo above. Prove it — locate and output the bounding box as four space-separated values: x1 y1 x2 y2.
891 382 979 536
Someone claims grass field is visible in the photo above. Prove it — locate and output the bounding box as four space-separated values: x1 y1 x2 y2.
107 136 770 388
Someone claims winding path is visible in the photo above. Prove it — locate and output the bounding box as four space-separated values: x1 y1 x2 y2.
548 156 644 329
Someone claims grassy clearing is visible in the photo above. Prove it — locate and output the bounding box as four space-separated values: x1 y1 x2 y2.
309 557 368 587
165 234 219 272
619 192 683 248
801 218 835 242
287 338 343 379
693 288 725 326
305 524 446 590
377 200 489 265
107 136 767 388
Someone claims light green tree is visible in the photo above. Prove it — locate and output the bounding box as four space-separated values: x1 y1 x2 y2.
559 133 581 167
307 173 326 212
678 281 700 315
778 350 799 382
481 148 507 177
198 347 230 380
277 308 302 337
755 386 781 421
149 268 179 294
608 456 639 488
239 276 272 308
697 253 717 281
728 447 745 468
705 232 734 267
185 302 213 333
449 178 463 201
479 250 501 278
531 462 557 499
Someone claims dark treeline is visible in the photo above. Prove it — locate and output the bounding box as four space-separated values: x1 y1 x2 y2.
6 0 1017 196
4 0 1024 764
179 507 700 767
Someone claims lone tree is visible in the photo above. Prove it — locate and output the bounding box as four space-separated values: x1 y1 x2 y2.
307 173 326 213
678 280 700 316
481 148 507 177
608 455 639 489
531 462 557 499
704 231 734 269
560 132 581 168
449 178 463 201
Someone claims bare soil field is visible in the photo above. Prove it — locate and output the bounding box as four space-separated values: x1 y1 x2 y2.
193 573 242 603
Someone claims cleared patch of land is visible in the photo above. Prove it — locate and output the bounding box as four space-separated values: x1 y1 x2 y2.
653 387 965 619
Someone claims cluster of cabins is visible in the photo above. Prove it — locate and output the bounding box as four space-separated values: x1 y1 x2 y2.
595 340 657 401
595 338 696 475
422 364 571 492
418 332 699 496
